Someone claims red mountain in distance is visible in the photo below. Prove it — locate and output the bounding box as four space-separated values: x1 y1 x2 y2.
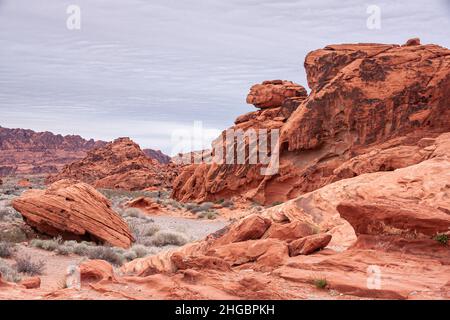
0 126 171 176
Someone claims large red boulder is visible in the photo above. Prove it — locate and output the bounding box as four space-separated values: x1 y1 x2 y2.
12 179 134 248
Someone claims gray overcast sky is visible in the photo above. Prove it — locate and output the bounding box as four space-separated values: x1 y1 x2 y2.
0 0 449 154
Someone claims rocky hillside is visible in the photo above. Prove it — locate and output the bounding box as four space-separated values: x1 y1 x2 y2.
143 149 171 164
47 137 179 190
0 127 106 175
0 127 173 177
172 39 450 204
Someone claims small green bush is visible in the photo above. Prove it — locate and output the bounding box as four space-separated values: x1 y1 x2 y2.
313 278 328 289
434 233 449 245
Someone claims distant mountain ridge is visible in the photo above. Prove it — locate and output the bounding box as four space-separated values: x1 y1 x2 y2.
0 126 171 175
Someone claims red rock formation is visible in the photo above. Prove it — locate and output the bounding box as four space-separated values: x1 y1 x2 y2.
143 149 171 164
48 137 179 190
246 80 307 109
172 41 450 204
12 179 134 248
0 126 106 175
288 233 332 256
20 277 41 289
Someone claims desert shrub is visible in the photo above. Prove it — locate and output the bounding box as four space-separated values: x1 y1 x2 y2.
130 244 148 258
15 255 45 275
0 258 21 282
55 245 72 256
313 278 328 289
72 243 90 256
122 208 144 218
221 200 234 208
197 210 218 220
434 233 449 245
30 238 60 252
150 231 188 247
0 242 14 258
140 224 160 237
0 226 27 243
123 251 137 261
87 246 125 266
271 201 283 207
199 202 214 211
189 202 214 213
0 202 22 222
184 203 197 211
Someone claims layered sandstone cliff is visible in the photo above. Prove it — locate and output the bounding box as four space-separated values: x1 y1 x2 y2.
172 40 450 204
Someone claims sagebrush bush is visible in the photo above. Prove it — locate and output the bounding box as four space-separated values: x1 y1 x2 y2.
0 258 21 282
87 246 125 266
221 200 234 208
131 244 148 258
55 245 72 256
0 242 14 258
150 231 188 247
15 255 45 275
72 243 90 256
0 226 27 243
197 210 218 220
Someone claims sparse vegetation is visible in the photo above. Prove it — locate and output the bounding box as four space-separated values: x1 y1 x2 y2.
87 246 125 266
433 233 449 245
197 210 218 220
150 230 188 247
270 201 283 207
221 200 234 208
313 278 328 289
0 242 15 258
0 258 21 282
15 255 45 276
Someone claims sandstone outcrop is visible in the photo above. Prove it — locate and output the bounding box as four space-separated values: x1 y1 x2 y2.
143 149 171 164
20 277 41 289
172 41 450 204
288 233 332 256
12 179 134 248
246 80 307 109
48 137 179 190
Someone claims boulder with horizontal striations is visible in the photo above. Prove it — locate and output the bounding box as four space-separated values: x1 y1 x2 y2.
12 179 134 248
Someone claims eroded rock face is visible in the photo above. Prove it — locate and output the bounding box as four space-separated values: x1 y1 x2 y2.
172 42 450 205
12 179 134 248
48 137 179 190
246 80 307 109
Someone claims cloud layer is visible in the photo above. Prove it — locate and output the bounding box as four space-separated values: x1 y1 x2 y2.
0 0 449 154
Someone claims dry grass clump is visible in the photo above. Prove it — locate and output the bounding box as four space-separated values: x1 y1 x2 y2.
87 246 125 266
0 258 21 282
149 230 188 247
0 242 15 258
15 254 45 276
